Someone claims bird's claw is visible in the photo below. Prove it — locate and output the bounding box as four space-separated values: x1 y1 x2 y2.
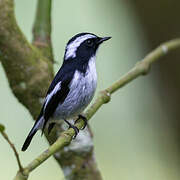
64 119 79 139
75 114 88 130
70 125 79 139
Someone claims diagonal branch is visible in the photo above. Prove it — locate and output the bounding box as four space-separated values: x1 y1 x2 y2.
33 0 53 60
14 38 180 179
0 124 23 172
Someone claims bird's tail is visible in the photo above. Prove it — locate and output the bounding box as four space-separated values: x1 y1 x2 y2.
21 117 44 151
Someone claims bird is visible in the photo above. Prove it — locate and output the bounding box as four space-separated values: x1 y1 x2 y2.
21 32 111 151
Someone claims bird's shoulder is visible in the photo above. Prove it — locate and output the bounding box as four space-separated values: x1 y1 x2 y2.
47 62 76 94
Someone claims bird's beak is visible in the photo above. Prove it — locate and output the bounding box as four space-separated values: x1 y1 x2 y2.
97 36 112 44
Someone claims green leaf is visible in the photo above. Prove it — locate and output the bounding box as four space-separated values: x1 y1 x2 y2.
0 124 5 132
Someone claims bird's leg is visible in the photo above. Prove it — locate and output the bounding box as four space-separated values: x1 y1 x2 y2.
47 123 56 134
75 114 88 130
64 119 79 139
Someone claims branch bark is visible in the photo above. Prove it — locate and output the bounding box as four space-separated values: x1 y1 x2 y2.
0 0 54 119
14 38 180 179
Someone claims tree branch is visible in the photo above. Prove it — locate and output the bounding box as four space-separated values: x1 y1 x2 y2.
0 124 23 172
0 0 54 119
33 0 53 60
14 38 180 179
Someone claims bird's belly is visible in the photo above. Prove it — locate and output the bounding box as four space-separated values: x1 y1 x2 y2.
53 70 97 120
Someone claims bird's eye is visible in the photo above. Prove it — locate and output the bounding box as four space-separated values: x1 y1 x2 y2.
86 39 93 47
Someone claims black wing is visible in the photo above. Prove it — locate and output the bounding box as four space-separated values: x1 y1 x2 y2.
41 64 75 133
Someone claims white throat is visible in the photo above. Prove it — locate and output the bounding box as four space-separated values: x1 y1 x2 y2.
86 56 97 80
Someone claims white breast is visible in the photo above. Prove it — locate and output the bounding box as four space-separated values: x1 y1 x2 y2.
53 56 97 119
79 56 97 90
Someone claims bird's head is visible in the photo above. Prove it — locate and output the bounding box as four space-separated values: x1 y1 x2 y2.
64 33 111 62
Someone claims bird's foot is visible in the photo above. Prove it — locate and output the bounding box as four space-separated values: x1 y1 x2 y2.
64 119 79 139
75 114 88 130
48 123 55 134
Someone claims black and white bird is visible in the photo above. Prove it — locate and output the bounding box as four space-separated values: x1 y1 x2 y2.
22 32 111 151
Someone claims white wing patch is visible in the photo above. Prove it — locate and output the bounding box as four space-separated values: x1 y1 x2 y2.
44 81 61 109
65 34 96 60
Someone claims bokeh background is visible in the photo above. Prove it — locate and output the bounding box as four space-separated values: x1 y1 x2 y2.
1 0 180 179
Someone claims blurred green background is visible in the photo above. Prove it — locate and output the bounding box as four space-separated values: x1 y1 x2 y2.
1 0 180 179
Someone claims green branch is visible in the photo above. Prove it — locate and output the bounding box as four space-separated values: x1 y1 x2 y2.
14 38 180 179
33 0 53 60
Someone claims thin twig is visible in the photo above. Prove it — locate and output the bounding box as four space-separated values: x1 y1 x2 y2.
0 124 23 172
14 38 180 180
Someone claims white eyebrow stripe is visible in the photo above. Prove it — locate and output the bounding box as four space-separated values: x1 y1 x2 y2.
65 34 96 60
